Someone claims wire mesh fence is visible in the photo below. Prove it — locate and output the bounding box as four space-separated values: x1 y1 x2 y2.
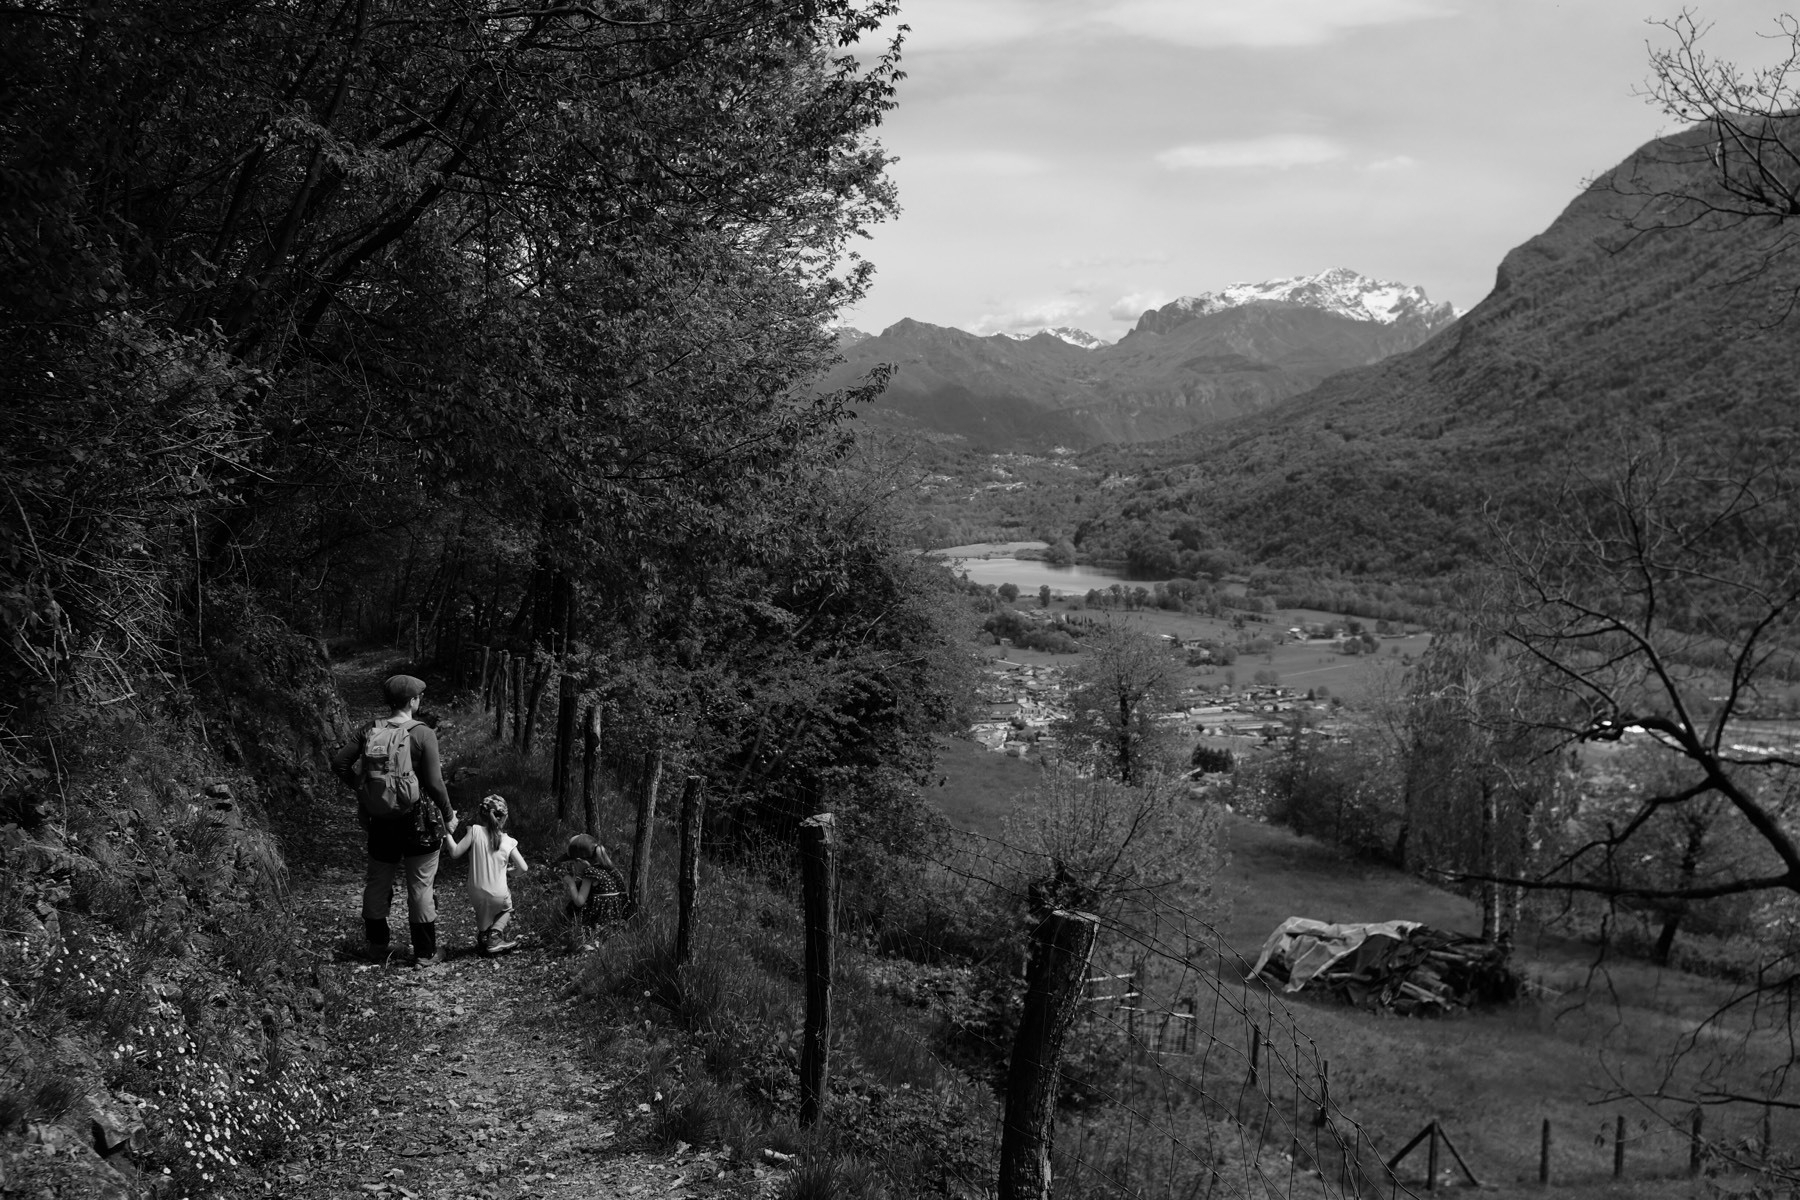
811 820 1436 1200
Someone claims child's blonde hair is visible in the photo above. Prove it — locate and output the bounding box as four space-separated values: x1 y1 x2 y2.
477 794 510 858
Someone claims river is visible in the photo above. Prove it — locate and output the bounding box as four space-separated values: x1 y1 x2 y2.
925 542 1131 596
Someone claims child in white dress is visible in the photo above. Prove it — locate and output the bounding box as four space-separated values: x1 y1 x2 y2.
442 794 528 955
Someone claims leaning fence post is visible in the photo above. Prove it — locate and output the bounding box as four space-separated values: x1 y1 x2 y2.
625 748 663 920
675 776 705 967
1539 1118 1552 1187
998 909 1100 1200
1248 1022 1261 1088
1426 1120 1439 1192
798 813 838 1127
1613 1113 1625 1179
1689 1108 1703 1177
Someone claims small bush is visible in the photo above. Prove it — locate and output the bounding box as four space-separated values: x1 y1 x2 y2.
650 1081 729 1149
778 1155 889 1200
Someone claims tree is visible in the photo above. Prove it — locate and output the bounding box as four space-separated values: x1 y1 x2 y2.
1039 584 1053 608
1396 634 1573 944
998 582 1021 603
1003 769 1221 925
1054 626 1180 785
1644 13 1800 226
1486 444 1800 1122
1614 14 1800 311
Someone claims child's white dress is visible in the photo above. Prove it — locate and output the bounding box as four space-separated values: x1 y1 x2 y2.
445 824 527 929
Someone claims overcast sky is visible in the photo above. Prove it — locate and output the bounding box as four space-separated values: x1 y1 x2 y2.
839 0 1783 340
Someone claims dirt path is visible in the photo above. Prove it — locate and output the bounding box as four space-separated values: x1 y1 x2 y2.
269 656 764 1200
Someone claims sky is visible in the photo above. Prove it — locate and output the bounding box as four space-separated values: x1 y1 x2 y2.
838 0 1785 340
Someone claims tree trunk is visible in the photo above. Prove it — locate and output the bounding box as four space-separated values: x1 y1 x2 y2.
510 653 525 747
492 651 510 742
581 703 601 837
676 776 706 967
552 671 577 821
521 659 551 755
798 812 837 1127
998 909 1100 1200
1479 779 1501 944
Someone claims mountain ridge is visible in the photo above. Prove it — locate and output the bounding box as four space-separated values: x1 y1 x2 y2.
826 269 1457 450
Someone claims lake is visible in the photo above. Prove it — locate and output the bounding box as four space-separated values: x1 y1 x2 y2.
925 542 1131 596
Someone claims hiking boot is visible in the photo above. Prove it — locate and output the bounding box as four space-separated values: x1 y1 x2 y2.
476 928 492 956
409 922 446 967
363 919 393 962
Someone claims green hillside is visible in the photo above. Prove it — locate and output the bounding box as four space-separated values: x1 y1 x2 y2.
1069 120 1800 580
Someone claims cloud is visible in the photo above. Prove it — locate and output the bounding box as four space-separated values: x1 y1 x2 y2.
1108 291 1174 321
875 0 1454 54
969 296 1088 335
1155 134 1346 170
1364 155 1421 172
1097 0 1454 48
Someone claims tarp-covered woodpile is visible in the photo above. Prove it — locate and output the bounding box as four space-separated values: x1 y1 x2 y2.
1248 918 1517 1014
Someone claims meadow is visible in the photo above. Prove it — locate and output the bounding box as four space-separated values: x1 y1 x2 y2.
929 735 1798 1198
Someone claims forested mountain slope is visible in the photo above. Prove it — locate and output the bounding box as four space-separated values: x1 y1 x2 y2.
1076 121 1800 579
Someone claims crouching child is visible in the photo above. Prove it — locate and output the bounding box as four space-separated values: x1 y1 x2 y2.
557 834 621 952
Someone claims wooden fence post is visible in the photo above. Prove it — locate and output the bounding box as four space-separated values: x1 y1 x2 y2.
1316 1060 1330 1127
1540 1118 1552 1187
1248 1022 1260 1087
626 749 663 920
675 776 705 967
581 703 601 837
998 909 1099 1200
799 813 838 1127
492 652 510 741
1689 1108 1703 1178
1426 1121 1439 1192
1613 1113 1625 1179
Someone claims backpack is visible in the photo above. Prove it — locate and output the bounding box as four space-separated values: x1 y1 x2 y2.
358 718 421 819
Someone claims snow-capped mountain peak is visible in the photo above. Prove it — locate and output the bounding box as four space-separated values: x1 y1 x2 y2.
1161 267 1457 328
1043 326 1109 349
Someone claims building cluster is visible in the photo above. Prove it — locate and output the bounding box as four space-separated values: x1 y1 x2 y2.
969 660 1340 758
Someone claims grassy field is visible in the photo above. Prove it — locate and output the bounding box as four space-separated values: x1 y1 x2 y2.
927 745 1797 1198
1035 597 1430 706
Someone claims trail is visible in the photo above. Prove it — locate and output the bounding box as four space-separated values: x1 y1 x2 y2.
272 654 760 1200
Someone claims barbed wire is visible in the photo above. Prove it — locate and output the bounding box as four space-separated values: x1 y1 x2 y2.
814 820 1428 1200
